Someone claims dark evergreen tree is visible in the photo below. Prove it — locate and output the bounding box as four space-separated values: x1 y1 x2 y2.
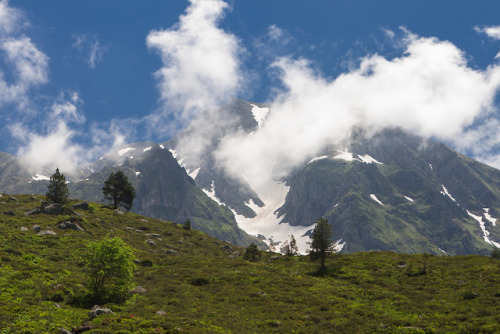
244 242 261 262
491 246 500 260
46 168 69 204
103 171 136 211
310 217 334 271
183 218 191 230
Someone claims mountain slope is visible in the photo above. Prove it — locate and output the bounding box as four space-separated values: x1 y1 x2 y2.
278 129 500 255
1 194 500 333
167 100 500 255
0 144 262 247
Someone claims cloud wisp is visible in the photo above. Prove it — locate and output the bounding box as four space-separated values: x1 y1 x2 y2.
72 33 107 69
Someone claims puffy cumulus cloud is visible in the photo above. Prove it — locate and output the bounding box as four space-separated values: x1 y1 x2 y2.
72 33 107 69
146 0 243 133
11 92 86 173
216 32 500 193
13 121 84 173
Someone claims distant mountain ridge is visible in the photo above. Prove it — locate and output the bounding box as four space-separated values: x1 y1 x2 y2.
1 99 500 254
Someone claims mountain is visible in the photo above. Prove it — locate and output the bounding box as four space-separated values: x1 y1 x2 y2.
167 99 500 255
279 128 500 255
0 143 262 247
2 99 500 254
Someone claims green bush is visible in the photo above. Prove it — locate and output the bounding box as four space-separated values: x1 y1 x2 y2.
83 237 136 303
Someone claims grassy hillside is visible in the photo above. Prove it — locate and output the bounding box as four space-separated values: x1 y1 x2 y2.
1 194 499 333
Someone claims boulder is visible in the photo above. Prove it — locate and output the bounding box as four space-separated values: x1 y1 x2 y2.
146 239 156 247
73 202 90 210
4 210 15 216
73 326 92 333
57 221 84 231
156 310 166 316
43 204 63 215
221 245 233 253
20 226 28 231
88 305 113 319
25 208 42 216
130 286 147 294
32 225 41 232
38 230 56 236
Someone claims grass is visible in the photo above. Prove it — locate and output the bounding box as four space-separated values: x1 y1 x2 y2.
0 193 499 333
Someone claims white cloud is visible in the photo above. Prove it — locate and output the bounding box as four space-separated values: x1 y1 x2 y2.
146 0 243 133
72 33 107 68
2 36 48 85
0 0 23 34
216 32 500 193
14 121 84 173
475 25 500 40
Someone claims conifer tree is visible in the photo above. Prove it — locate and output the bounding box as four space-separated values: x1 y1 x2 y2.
244 242 261 262
310 217 334 272
46 168 69 204
103 171 136 211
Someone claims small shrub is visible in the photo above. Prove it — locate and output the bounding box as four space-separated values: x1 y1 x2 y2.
491 247 500 260
189 278 210 286
88 204 96 213
462 290 478 300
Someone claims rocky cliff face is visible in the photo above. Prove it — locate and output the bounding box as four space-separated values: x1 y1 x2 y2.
277 129 500 255
0 144 262 247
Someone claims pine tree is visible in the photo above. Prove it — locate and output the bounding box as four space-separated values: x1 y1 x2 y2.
46 168 69 204
310 217 334 272
103 171 136 211
244 242 261 262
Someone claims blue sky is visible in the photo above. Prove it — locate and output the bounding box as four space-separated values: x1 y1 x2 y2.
2 0 500 173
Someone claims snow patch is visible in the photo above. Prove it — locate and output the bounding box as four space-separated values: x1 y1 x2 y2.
429 163 433 170
308 155 328 164
370 194 384 206
188 168 200 180
99 157 103 160
143 147 152 152
404 195 414 202
358 154 383 164
135 171 140 175
118 147 135 156
467 210 500 248
32 174 50 181
483 208 497 226
332 239 346 252
333 150 354 161
202 181 225 206
439 248 446 254
159 144 165 149
333 150 382 164
250 104 269 128
232 181 312 254
168 149 177 158
440 185 457 203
